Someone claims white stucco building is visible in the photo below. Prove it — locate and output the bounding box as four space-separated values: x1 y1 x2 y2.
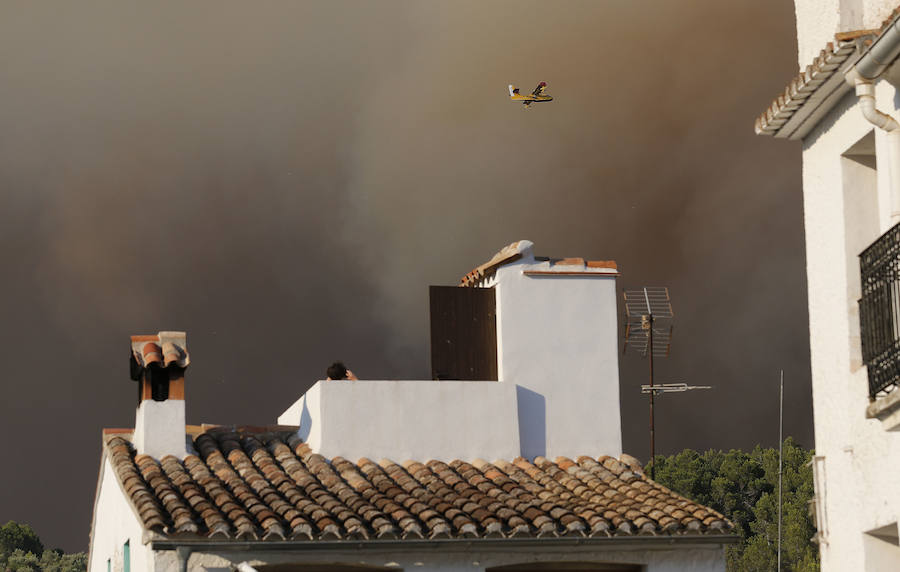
88 244 734 572
756 2 900 569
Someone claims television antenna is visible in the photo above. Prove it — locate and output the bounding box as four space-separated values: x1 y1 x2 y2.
623 287 674 479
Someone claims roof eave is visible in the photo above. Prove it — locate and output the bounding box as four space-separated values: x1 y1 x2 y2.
150 533 741 553
757 8 900 140
755 41 863 140
776 56 858 140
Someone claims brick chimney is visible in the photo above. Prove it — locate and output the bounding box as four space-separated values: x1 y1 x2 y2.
129 331 190 458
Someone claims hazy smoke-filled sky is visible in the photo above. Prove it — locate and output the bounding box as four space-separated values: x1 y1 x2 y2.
0 0 804 552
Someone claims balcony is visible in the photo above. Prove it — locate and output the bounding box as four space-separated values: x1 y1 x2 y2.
860 222 900 429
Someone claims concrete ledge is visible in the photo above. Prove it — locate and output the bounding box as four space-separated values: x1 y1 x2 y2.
866 390 900 431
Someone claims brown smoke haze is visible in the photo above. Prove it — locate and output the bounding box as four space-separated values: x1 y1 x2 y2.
0 1 803 551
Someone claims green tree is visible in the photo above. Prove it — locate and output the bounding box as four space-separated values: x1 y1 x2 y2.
0 522 85 572
39 550 87 572
4 549 41 572
652 438 819 572
0 522 43 557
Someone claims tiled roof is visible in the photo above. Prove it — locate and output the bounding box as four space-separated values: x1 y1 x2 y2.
105 427 732 543
756 7 900 138
754 39 861 137
459 241 618 287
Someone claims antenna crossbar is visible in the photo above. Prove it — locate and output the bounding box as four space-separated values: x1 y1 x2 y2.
623 287 673 320
640 382 712 394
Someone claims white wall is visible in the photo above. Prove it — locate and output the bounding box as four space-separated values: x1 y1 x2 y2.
862 1 899 31
800 77 900 570
493 255 621 459
88 455 152 572
841 142 880 369
795 0 842 66
168 541 727 572
864 530 900 571
795 0 898 66
278 379 520 461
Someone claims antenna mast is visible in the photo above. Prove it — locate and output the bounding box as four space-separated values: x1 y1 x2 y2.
623 287 673 479
778 369 784 572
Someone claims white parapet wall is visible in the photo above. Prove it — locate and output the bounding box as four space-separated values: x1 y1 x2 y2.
278 379 520 462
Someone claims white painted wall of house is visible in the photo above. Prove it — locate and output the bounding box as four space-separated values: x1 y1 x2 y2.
798 70 900 569
794 0 898 66
158 541 727 572
795 0 841 65
279 241 622 462
88 455 151 572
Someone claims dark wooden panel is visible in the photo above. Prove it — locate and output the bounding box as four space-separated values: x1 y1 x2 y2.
429 286 498 381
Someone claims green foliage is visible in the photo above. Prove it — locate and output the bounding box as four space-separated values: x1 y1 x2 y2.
0 523 42 557
37 551 87 572
0 522 85 572
652 438 819 572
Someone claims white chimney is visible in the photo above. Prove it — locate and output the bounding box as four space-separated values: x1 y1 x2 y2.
465 240 622 459
130 331 190 459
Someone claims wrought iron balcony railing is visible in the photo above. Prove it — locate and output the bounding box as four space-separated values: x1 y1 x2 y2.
859 222 900 399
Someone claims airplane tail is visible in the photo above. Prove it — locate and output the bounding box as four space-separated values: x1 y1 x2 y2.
508 84 517 97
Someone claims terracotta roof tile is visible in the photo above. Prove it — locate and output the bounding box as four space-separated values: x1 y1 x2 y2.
755 39 860 137
460 240 530 287
130 332 189 372
104 429 733 542
555 258 585 266
586 260 617 270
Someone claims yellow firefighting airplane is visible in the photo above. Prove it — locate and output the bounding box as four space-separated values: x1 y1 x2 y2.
508 81 553 108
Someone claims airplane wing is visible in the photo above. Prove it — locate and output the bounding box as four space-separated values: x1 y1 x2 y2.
531 81 547 96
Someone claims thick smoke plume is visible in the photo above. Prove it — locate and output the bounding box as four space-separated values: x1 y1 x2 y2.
0 0 803 551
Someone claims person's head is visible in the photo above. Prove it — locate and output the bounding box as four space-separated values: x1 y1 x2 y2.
326 361 348 380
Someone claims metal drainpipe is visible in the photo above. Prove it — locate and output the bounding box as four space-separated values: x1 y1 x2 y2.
175 547 192 572
846 68 900 225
